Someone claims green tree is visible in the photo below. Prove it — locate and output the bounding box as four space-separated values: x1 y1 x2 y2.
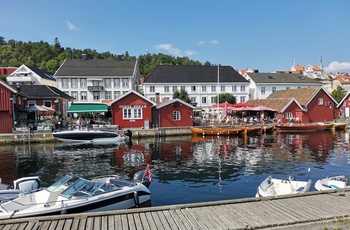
331 86 346 103
214 93 236 104
173 88 191 103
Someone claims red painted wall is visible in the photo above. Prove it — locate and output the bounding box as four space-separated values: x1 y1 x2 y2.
0 84 14 133
307 90 337 122
279 101 304 123
110 93 153 128
158 101 194 127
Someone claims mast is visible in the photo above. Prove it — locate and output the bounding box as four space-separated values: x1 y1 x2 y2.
217 65 220 115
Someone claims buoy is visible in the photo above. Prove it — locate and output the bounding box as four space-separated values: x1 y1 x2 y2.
133 191 139 207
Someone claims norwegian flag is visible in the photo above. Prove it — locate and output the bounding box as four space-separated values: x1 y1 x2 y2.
145 165 153 182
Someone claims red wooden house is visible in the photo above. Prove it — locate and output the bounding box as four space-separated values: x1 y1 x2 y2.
337 91 350 118
0 80 26 133
108 90 157 129
152 99 195 127
267 87 338 122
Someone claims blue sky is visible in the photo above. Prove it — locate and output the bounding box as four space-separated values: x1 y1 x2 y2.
1 0 350 73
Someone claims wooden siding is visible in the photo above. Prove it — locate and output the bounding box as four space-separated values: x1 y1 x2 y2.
110 93 153 128
158 102 193 127
0 84 14 133
307 90 337 122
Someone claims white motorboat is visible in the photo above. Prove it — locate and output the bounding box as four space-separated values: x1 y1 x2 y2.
314 175 350 191
0 176 41 201
256 175 312 197
52 129 132 144
0 169 152 219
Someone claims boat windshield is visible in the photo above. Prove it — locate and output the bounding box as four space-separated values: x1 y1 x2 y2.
60 178 120 198
46 175 75 192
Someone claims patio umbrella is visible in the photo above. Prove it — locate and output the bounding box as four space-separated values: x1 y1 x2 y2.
230 103 254 108
212 101 235 108
250 105 276 112
24 105 48 112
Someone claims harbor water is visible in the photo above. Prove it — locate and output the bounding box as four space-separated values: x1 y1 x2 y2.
0 130 349 207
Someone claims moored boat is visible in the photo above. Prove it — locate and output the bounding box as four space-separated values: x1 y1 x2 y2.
190 127 243 136
256 175 312 197
275 123 333 132
0 168 152 219
53 129 131 143
314 175 350 191
333 123 348 131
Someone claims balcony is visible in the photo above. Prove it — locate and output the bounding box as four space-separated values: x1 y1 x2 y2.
7 76 35 84
88 86 104 91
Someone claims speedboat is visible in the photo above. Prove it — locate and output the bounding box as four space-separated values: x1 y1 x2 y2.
0 169 152 219
0 176 41 201
256 175 312 197
52 129 132 144
314 175 350 191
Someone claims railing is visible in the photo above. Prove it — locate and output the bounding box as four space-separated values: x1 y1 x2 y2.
87 86 104 91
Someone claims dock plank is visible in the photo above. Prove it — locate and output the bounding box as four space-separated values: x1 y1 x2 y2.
107 215 115 230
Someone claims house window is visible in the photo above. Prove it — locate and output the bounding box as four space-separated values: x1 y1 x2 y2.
202 97 207 104
221 86 225 92
240 85 245 92
92 80 99 86
114 79 120 88
191 86 196 92
105 78 111 88
105 91 112 100
172 86 177 92
62 78 68 88
71 78 78 88
232 86 237 92
181 86 185 90
286 87 290 90
164 86 170 92
240 96 246 102
150 86 155 93
80 78 87 88
191 97 196 103
202 86 206 92
163 97 170 101
285 112 292 119
318 98 323 105
211 97 216 103
261 87 265 94
123 108 143 119
272 87 276 92
28 100 36 106
114 91 121 99
122 78 129 88
43 101 52 108
81 91 87 101
93 91 99 101
150 97 155 102
173 111 181 120
71 91 78 100
211 86 216 92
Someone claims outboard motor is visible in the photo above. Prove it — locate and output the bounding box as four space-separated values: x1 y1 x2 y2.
133 170 151 188
124 129 133 147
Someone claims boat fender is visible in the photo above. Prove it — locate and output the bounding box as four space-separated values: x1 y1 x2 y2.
133 191 139 207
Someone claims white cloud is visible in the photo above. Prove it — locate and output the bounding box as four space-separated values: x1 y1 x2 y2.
154 44 197 57
324 61 350 73
197 39 219 46
66 21 78 31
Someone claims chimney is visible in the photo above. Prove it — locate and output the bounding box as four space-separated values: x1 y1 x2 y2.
155 93 160 103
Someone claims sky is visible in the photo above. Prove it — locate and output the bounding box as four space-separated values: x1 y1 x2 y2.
1 0 350 73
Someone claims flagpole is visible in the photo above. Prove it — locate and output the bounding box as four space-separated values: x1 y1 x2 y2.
217 65 220 117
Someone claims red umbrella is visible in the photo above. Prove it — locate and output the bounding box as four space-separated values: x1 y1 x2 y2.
250 105 276 111
230 103 254 108
212 101 235 108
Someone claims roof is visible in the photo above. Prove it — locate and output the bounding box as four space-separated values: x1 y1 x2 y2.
143 65 249 83
55 59 137 76
68 103 108 113
26 66 55 81
13 85 73 99
292 65 322 71
246 98 304 113
267 87 337 106
107 90 157 106
246 72 322 84
155 98 195 109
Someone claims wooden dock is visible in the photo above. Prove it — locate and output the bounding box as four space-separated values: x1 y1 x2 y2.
2 189 350 229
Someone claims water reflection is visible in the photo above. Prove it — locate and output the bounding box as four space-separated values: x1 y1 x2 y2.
1 131 350 207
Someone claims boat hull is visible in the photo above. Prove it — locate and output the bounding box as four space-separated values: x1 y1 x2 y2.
53 130 125 143
275 123 333 132
314 175 350 191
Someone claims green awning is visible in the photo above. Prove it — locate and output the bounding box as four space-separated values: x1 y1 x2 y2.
68 103 108 113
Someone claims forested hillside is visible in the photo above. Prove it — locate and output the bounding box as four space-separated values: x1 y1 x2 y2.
0 36 211 78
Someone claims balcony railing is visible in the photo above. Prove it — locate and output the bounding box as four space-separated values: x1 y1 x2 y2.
88 86 104 91
7 76 35 83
